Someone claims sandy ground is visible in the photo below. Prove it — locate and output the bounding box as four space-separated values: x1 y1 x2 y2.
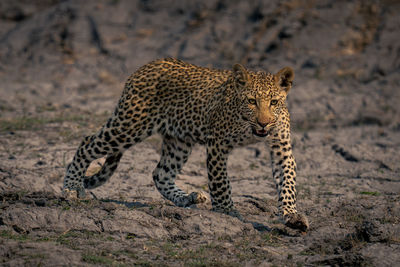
0 0 400 266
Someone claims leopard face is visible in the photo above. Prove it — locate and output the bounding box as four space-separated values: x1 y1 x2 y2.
232 64 294 138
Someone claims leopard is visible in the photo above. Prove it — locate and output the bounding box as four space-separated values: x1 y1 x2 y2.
63 58 309 231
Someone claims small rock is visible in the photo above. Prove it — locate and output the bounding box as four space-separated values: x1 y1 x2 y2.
34 199 47 207
174 213 182 220
301 59 317 69
332 144 359 162
35 160 46 166
356 220 387 242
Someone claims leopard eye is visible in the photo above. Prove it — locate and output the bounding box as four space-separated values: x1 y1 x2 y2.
248 98 257 105
270 99 278 106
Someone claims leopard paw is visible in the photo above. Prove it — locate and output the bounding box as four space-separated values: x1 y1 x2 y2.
284 213 309 232
175 192 208 207
189 191 208 204
62 187 87 200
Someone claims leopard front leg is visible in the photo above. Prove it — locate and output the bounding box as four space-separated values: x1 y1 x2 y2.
268 128 309 231
206 140 242 220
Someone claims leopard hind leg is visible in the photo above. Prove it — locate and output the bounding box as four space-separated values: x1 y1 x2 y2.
83 152 123 189
63 133 110 198
63 114 150 197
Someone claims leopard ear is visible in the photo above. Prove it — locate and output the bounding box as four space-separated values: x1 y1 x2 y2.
233 63 249 87
275 67 294 93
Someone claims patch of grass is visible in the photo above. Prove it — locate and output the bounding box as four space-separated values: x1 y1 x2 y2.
0 113 108 133
299 249 315 256
262 231 281 247
82 253 114 265
36 236 52 242
297 184 311 200
0 102 15 112
0 230 29 241
56 230 104 250
185 259 208 267
155 241 242 266
36 103 57 113
56 235 78 249
21 253 47 260
149 238 266 266
178 246 211 263
345 213 366 223
249 163 259 170
186 259 239 267
360 191 380 196
126 233 136 240
111 249 138 260
79 199 92 204
133 260 152 266
59 129 82 142
0 116 62 132
22 253 47 266
217 234 233 242
377 216 398 225
162 242 181 257
338 204 368 224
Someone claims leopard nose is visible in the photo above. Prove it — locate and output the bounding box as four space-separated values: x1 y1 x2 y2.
257 120 268 128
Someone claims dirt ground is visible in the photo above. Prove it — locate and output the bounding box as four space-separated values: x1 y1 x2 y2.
0 0 400 266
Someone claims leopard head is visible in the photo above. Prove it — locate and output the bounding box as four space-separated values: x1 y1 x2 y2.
232 63 294 137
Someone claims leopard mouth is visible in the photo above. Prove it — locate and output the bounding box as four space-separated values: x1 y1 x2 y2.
252 128 269 137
